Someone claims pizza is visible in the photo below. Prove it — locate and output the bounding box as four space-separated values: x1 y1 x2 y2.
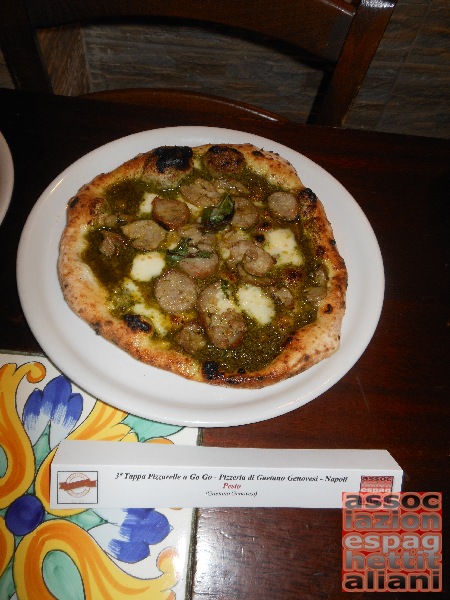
58 143 347 388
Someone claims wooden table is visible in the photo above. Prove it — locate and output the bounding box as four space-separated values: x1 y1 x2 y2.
1 88 448 598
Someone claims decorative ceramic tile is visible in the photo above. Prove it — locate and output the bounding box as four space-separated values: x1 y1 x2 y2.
0 352 198 600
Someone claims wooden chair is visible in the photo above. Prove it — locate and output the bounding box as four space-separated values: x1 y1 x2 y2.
0 0 397 126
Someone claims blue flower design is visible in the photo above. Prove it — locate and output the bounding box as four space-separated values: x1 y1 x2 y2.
88 508 172 563
23 375 83 448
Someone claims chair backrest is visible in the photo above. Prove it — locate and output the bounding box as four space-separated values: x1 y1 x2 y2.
0 0 397 126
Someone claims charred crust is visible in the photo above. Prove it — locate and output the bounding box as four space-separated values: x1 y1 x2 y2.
69 196 80 209
202 362 246 385
223 378 241 386
324 304 333 314
252 150 264 157
204 145 245 175
207 144 238 156
202 360 221 380
202 362 275 386
299 188 317 203
152 146 193 173
124 314 152 332
330 238 336 246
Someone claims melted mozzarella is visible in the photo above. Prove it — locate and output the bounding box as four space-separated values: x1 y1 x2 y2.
264 228 303 266
139 192 158 214
132 303 171 337
123 278 143 301
237 284 275 325
130 252 165 281
177 194 201 218
215 286 239 313
220 247 231 260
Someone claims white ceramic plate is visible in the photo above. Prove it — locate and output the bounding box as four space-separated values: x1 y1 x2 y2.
17 126 384 427
0 132 14 226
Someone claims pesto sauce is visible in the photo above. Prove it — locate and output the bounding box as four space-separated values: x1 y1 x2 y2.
238 168 282 201
193 305 316 373
81 166 322 373
82 229 135 287
105 179 151 213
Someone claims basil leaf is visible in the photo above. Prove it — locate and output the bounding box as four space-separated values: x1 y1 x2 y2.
166 237 213 264
166 238 191 263
195 249 213 259
220 279 231 299
201 194 235 231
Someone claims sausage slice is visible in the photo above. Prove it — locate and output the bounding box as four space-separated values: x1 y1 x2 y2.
267 191 299 221
154 270 198 313
152 196 190 230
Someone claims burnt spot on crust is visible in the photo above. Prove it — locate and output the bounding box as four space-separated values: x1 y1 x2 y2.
202 360 221 380
204 145 245 175
152 146 193 173
202 361 255 386
324 304 333 314
299 188 317 203
252 150 264 157
224 378 244 386
202 362 246 385
124 314 152 332
69 196 80 209
330 239 336 246
142 146 194 187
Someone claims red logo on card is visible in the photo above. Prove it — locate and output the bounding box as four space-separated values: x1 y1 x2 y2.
57 470 98 504
360 475 393 493
59 472 97 497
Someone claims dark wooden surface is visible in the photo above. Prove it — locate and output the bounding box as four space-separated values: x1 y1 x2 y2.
0 88 448 598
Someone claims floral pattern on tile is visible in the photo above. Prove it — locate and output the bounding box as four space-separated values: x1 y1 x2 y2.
0 354 198 599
